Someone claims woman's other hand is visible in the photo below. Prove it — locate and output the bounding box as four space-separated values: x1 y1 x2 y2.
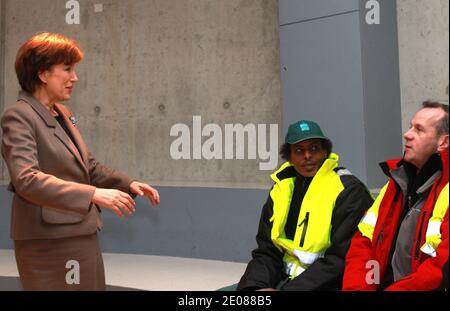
129 181 161 205
92 188 136 217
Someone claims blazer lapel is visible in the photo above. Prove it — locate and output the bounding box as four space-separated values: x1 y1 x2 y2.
55 104 89 172
53 117 89 178
18 91 89 179
54 104 90 166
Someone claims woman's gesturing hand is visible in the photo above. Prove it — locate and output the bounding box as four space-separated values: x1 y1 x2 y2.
92 188 136 217
129 181 161 205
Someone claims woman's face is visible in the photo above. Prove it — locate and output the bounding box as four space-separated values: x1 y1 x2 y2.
39 63 78 102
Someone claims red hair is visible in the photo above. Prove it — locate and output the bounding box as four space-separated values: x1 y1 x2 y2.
15 32 84 93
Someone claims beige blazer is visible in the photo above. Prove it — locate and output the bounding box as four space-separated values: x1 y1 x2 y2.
1 91 133 240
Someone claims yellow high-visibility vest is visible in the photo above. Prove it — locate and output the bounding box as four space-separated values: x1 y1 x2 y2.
269 153 350 279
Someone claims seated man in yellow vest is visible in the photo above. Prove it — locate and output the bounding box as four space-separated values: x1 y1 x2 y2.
237 120 374 290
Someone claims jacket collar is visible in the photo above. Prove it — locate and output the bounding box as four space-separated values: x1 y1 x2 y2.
380 149 449 193
17 90 58 128
390 164 441 196
271 152 339 184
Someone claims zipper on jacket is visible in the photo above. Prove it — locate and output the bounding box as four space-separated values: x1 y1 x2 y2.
298 212 309 247
411 171 441 261
376 226 383 247
414 211 427 260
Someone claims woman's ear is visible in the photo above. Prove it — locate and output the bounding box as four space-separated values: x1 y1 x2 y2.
437 134 449 152
37 70 49 84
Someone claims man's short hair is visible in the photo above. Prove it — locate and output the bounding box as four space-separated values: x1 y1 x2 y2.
422 100 449 135
280 139 333 161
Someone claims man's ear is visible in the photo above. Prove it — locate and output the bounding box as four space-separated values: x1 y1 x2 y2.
37 70 49 84
437 134 449 151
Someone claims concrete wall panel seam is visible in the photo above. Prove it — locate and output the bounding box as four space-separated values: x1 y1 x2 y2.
280 9 359 27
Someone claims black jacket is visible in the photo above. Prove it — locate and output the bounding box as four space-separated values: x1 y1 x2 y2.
237 167 374 291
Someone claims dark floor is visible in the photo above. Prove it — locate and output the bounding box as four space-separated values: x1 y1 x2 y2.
0 276 141 291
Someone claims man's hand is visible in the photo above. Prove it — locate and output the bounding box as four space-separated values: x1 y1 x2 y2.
129 181 161 205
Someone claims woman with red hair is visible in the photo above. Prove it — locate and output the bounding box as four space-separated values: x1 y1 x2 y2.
1 32 160 290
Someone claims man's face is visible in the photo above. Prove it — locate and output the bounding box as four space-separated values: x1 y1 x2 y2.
403 107 448 169
289 139 328 177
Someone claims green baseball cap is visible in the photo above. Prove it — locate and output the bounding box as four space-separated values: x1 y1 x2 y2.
285 120 330 144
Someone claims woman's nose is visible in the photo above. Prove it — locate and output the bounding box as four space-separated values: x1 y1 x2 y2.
71 71 78 82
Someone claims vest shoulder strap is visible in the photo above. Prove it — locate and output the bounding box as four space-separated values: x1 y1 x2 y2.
334 167 361 188
276 165 297 181
334 167 353 177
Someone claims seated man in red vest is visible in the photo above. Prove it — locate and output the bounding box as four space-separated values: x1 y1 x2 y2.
237 120 374 290
343 101 449 291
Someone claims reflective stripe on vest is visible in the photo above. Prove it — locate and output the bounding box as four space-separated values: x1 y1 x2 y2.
420 183 449 257
284 261 306 278
293 249 325 265
269 153 345 279
358 182 389 241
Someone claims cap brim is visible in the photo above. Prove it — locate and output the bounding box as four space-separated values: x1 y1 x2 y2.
288 136 331 145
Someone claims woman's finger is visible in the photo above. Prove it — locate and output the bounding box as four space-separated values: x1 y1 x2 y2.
111 205 123 218
131 182 144 196
120 191 135 207
119 197 135 214
152 188 160 204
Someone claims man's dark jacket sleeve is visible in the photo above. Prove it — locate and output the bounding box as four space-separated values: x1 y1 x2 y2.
237 192 284 290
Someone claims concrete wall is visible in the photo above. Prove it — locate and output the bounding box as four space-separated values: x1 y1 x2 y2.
397 0 449 134
358 0 403 186
0 184 267 262
0 0 280 263
0 0 281 189
279 1 369 184
279 0 402 189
